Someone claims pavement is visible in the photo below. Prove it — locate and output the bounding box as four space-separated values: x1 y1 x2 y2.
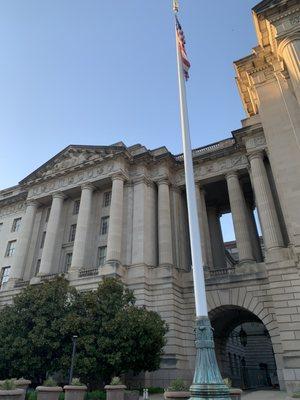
242 390 288 399
145 390 288 400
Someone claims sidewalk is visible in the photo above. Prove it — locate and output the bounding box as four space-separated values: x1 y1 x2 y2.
144 390 287 400
242 390 287 399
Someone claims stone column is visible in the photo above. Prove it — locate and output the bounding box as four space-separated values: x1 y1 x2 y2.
69 184 95 273
246 203 263 262
226 171 254 263
248 152 284 251
157 178 173 266
196 186 213 268
106 174 125 263
39 192 66 276
132 177 148 265
207 207 226 269
9 200 39 284
279 34 300 107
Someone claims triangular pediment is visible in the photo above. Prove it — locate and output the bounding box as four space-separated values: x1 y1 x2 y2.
253 0 289 14
20 143 127 186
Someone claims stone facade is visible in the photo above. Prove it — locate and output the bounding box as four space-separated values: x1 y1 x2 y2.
0 0 300 394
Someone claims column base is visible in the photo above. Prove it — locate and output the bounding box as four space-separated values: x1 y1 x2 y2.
30 276 41 285
189 317 230 400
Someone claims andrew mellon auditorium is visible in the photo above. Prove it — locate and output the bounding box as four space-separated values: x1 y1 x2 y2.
1 0 300 393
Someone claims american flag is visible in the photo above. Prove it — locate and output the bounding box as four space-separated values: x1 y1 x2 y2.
176 16 191 80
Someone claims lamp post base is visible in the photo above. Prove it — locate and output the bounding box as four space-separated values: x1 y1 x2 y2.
189 316 230 400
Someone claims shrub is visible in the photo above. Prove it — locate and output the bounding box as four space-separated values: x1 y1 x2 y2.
26 390 37 400
0 379 16 390
167 379 188 392
147 387 164 394
71 378 85 386
223 378 232 388
110 377 122 385
292 393 300 399
43 377 58 387
86 390 106 400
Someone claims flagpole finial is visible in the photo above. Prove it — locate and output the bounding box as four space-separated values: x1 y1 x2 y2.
173 0 179 13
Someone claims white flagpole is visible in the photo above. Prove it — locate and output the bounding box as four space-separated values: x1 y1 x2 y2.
174 12 208 318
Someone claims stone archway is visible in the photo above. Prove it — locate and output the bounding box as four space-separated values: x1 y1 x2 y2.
209 305 281 391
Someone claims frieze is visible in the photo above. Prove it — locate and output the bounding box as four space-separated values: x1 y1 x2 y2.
174 154 249 185
0 202 25 218
244 135 267 150
28 162 115 198
290 14 300 26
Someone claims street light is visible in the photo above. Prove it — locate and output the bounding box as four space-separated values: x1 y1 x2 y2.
68 335 78 385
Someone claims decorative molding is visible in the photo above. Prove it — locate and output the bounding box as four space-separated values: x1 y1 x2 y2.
175 154 249 185
27 162 115 199
0 202 25 218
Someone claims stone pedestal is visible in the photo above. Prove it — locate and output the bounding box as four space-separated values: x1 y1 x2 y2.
0 390 24 400
105 385 126 400
36 386 63 400
64 385 87 400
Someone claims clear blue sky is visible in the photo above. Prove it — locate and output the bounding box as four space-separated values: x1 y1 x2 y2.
0 0 260 240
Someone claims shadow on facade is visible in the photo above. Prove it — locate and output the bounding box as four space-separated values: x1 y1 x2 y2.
210 305 279 391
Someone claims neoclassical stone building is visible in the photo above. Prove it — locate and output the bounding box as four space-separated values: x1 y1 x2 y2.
0 0 300 393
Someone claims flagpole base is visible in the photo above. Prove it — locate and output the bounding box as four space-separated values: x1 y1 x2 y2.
189 316 230 400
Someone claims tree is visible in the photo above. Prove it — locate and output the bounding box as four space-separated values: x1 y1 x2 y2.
0 277 168 385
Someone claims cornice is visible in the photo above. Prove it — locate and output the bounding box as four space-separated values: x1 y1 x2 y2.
0 191 28 208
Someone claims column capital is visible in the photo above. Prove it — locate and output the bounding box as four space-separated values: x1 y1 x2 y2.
81 183 96 191
52 191 67 200
110 171 128 182
132 175 151 186
248 150 264 162
225 170 239 180
156 176 170 186
170 185 182 194
25 199 40 208
278 32 300 56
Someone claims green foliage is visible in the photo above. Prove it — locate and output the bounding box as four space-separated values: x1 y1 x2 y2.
0 379 16 390
292 393 300 399
85 390 106 400
0 277 168 386
25 390 37 400
146 387 164 394
71 377 84 386
167 379 189 392
42 377 58 387
223 378 232 388
110 377 122 385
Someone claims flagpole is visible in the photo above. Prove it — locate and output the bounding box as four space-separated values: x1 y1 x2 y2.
175 5 207 320
173 2 230 399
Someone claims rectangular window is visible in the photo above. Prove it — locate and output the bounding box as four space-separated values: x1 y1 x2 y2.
69 224 77 242
11 218 21 232
40 231 46 249
103 191 112 207
0 266 10 287
45 208 51 223
35 259 41 276
97 246 107 267
0 223 3 233
5 240 16 257
64 253 73 272
73 200 80 215
100 216 109 235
